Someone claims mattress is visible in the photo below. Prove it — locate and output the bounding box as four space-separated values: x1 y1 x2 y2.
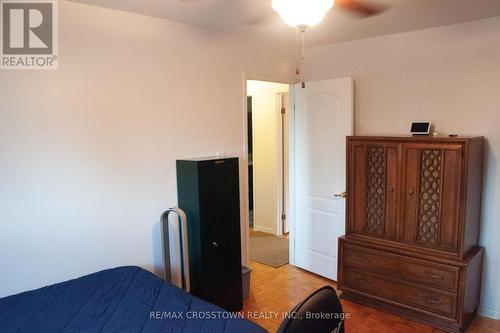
0 266 266 333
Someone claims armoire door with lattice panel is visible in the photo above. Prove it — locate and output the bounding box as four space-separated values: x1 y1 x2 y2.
347 141 401 240
400 143 463 253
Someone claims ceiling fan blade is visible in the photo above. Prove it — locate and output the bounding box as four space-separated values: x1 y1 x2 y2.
335 0 386 17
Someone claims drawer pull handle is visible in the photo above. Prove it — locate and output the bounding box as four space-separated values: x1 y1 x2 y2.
422 272 444 280
420 295 442 305
351 255 370 263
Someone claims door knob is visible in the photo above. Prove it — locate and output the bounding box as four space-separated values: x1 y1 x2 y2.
212 242 219 247
334 191 348 199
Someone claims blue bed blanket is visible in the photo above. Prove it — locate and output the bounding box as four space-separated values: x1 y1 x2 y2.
0 266 266 333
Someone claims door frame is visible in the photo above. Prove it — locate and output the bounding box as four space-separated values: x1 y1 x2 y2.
287 86 296 265
241 73 294 267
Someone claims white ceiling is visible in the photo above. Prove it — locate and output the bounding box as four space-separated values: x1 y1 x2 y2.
70 0 500 47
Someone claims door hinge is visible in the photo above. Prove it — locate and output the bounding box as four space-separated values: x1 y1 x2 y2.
281 214 286 221
281 107 286 114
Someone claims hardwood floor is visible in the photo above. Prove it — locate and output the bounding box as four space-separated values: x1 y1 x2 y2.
243 261 500 333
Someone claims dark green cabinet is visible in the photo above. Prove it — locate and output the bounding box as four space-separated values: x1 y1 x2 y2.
176 157 243 312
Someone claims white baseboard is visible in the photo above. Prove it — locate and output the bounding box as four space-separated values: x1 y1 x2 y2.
253 225 275 234
479 308 500 320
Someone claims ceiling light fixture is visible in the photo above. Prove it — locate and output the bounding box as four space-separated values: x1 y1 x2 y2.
271 0 334 28
272 0 334 88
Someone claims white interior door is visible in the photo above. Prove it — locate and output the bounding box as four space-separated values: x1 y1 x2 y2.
292 77 353 281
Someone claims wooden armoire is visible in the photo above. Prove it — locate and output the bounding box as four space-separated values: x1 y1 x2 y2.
338 136 484 333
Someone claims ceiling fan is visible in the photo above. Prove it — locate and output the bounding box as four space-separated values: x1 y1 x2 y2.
178 0 385 24
178 0 387 87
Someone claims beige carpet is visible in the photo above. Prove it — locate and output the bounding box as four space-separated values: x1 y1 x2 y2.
249 230 289 268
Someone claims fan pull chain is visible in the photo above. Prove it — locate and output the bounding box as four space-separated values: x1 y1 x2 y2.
295 28 300 77
300 27 305 88
296 26 306 89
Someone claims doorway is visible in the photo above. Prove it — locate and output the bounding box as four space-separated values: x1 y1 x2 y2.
244 77 353 280
246 80 289 268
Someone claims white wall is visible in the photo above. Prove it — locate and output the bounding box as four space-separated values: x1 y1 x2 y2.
247 81 289 235
0 1 295 297
304 16 500 319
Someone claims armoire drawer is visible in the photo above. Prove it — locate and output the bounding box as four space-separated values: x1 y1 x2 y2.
343 268 458 318
343 245 460 292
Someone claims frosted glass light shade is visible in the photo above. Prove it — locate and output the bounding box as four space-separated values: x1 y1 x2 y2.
272 0 334 27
